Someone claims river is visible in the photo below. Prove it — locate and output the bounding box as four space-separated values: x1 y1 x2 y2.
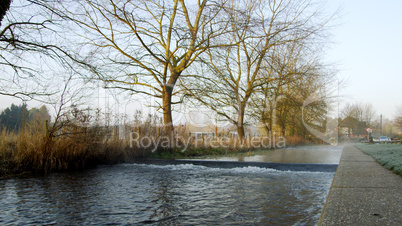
0 145 342 225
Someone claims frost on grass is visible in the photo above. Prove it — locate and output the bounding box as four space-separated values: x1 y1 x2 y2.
355 144 402 176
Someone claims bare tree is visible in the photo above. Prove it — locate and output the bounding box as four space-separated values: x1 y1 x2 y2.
361 103 376 125
38 0 231 137
45 71 92 139
254 44 331 140
0 0 91 100
1 0 49 99
183 0 331 141
341 102 376 125
340 102 376 138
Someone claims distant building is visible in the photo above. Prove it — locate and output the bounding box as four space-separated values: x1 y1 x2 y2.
190 132 214 138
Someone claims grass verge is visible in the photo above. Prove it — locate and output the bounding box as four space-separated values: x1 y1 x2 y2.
354 143 402 176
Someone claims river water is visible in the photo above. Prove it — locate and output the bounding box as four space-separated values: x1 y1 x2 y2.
203 145 343 164
0 145 341 225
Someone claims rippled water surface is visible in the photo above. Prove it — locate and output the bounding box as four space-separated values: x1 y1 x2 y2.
0 163 334 225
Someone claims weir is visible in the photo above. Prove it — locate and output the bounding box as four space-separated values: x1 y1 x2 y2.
132 158 338 172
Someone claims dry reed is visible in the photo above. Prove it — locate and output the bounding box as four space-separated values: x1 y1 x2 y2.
0 116 144 177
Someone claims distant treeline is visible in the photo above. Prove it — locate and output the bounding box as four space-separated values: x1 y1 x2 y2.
0 103 51 132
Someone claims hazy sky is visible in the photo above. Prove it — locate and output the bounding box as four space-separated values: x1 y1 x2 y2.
326 0 402 119
1 0 401 122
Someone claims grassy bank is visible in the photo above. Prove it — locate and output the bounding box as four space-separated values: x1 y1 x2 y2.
354 143 402 176
0 129 143 179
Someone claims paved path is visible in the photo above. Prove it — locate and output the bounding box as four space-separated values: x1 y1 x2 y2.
318 144 402 225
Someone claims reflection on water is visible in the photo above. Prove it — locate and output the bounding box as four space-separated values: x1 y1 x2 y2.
0 163 334 225
204 144 343 164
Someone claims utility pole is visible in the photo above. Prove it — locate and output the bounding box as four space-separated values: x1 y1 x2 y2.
380 114 383 136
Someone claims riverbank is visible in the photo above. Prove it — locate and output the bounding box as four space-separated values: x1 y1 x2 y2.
318 144 402 225
0 129 328 179
0 140 274 179
0 130 143 179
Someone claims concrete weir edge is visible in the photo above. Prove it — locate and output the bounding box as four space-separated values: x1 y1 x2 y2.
132 158 338 172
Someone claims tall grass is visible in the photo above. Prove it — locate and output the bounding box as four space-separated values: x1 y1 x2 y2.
0 128 131 177
0 109 186 177
0 112 146 178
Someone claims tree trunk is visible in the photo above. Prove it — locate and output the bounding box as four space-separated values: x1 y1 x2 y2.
237 124 245 144
237 110 245 142
162 89 174 138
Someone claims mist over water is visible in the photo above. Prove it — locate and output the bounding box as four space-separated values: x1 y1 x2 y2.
0 162 335 225
206 145 343 164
